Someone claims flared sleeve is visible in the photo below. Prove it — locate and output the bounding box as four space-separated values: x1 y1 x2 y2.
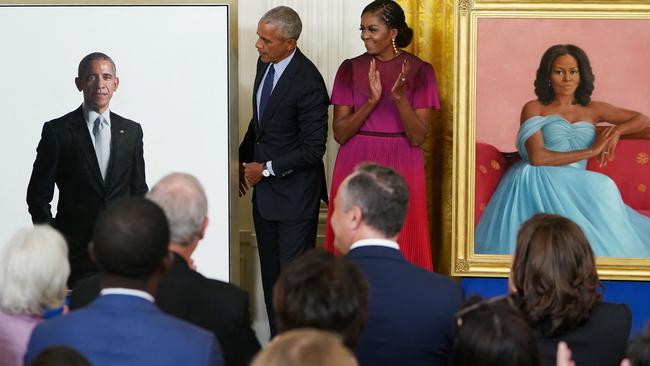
331 59 354 107
412 62 441 110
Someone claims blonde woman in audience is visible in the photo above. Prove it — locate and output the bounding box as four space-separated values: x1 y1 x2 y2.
251 328 358 366
510 213 631 366
0 225 70 366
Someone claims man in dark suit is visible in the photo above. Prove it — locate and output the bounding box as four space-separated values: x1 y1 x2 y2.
69 173 261 366
25 198 223 366
238 6 329 335
331 163 464 366
26 52 147 286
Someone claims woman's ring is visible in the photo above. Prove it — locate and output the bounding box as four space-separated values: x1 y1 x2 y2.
604 151 608 155
400 77 406 82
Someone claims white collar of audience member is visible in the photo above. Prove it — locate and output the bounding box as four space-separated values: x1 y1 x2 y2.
100 288 154 302
350 238 399 251
83 102 112 126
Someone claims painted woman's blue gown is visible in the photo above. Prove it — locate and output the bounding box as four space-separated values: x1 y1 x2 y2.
475 115 650 257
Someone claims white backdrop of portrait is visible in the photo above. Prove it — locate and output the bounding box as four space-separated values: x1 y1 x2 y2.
0 5 232 281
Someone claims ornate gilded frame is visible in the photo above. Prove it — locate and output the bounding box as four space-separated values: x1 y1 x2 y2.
452 0 650 280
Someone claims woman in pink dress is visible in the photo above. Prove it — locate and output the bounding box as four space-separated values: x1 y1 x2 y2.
324 0 440 270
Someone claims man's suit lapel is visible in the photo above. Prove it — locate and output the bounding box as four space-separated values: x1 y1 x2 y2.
68 106 104 194
252 60 266 135
105 113 126 190
257 48 303 136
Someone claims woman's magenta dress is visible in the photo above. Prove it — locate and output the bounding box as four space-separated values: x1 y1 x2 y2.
324 52 440 270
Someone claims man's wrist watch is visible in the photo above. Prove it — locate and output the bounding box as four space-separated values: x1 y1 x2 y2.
262 162 271 178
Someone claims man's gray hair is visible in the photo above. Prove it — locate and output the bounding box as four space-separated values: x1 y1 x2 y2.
146 173 208 246
260 6 302 40
340 163 409 238
0 225 69 316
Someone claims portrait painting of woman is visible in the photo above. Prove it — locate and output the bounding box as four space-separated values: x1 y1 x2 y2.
475 44 650 257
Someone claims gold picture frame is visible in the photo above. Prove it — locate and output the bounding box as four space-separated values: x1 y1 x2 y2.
452 0 650 280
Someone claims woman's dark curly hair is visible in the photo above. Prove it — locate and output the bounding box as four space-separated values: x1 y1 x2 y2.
534 44 595 106
511 213 601 337
362 0 413 48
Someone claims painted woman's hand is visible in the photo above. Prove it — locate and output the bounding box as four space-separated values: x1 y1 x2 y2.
598 125 620 167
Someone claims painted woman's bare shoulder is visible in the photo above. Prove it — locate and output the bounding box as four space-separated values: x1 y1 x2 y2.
520 100 543 124
587 100 613 112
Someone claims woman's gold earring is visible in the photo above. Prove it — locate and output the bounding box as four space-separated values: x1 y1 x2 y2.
392 38 398 56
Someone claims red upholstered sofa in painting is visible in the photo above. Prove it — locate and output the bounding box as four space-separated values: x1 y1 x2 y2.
475 140 650 226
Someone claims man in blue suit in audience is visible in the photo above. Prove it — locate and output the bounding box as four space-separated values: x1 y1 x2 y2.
68 173 260 366
330 163 464 366
24 198 223 366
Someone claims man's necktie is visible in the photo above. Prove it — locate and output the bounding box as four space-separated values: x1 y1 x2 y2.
258 64 275 125
93 117 109 180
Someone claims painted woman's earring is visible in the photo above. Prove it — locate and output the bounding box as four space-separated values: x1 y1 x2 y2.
392 38 399 56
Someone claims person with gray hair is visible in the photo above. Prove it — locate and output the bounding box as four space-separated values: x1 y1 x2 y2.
331 163 463 366
0 225 69 366
70 173 260 366
239 5 329 336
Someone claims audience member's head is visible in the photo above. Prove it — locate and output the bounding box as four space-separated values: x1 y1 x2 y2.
510 213 600 337
623 322 650 366
30 346 92 366
251 328 358 366
146 172 208 249
91 197 170 289
0 225 69 316
331 163 409 254
450 296 541 366
273 250 368 349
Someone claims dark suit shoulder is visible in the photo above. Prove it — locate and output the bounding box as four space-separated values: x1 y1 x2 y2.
538 301 631 366
109 111 142 135
45 107 84 127
588 301 631 332
292 49 326 83
179 266 249 304
110 111 139 126
349 247 463 299
158 263 249 311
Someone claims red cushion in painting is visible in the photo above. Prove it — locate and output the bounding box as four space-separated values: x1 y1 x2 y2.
475 142 508 225
587 140 650 212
